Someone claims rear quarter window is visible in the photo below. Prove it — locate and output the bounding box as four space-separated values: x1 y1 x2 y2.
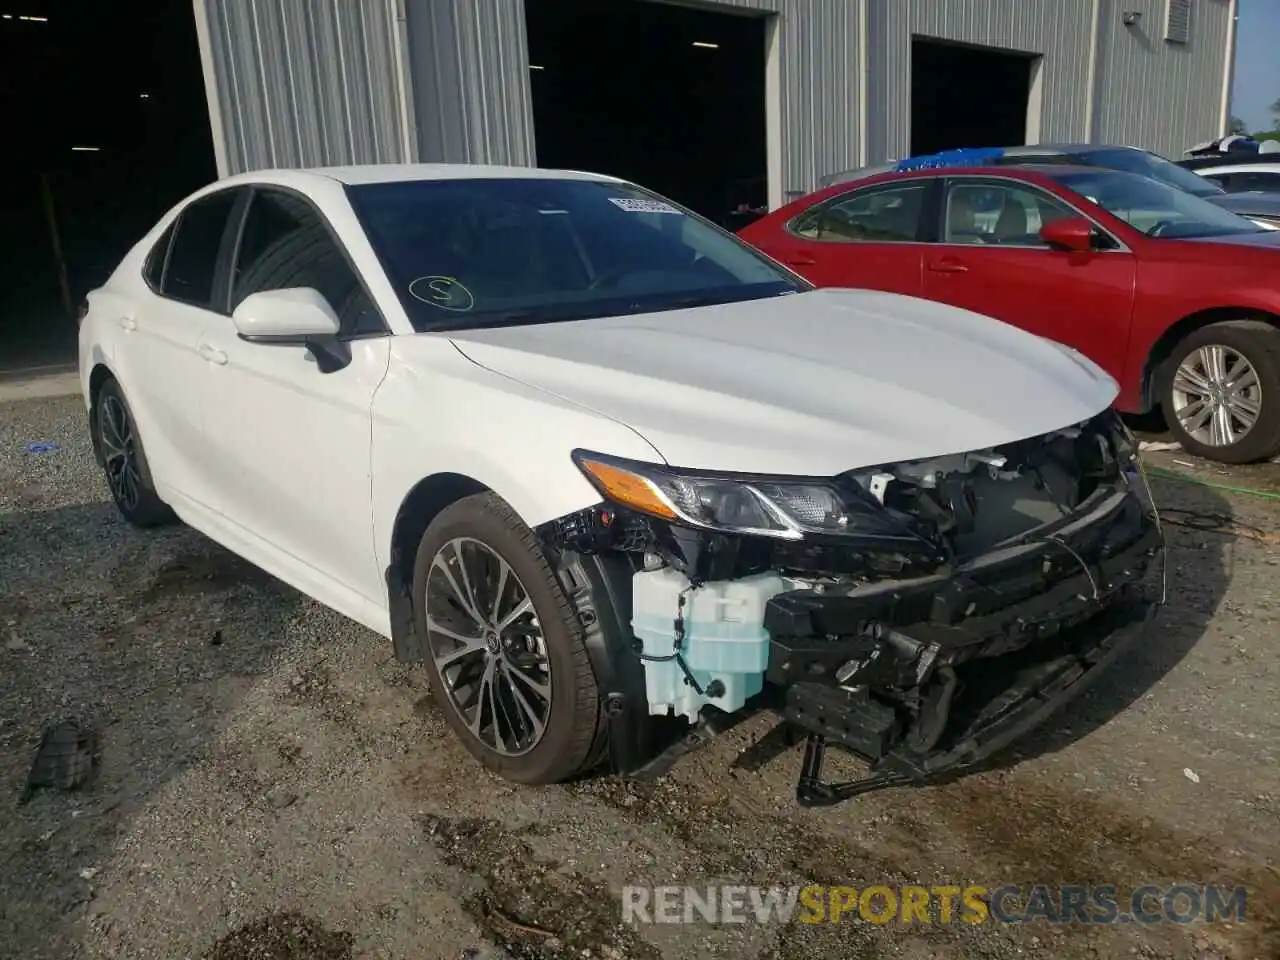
143 222 174 290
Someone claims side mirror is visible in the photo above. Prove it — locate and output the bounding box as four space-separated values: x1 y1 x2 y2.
1040 218 1095 253
232 287 351 373
232 287 341 340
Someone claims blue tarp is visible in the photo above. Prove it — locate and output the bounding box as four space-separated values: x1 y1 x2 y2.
893 147 1006 172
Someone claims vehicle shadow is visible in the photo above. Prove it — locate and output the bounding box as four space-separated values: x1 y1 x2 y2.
0 501 303 960
972 472 1233 772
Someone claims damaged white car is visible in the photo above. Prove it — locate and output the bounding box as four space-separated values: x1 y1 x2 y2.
79 164 1165 805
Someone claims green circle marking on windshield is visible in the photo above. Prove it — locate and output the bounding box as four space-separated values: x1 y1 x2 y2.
409 276 475 312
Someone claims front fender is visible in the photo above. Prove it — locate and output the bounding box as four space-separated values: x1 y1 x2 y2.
371 337 665 574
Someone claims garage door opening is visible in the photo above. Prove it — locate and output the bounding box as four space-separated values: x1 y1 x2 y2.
910 38 1037 156
0 1 215 375
524 0 768 227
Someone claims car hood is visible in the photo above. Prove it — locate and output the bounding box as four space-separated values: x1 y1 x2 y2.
446 289 1118 476
1183 227 1280 249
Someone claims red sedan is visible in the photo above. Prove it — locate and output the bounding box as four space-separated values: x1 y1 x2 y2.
739 163 1280 464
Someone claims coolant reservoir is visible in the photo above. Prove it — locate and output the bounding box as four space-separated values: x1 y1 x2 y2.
630 568 790 723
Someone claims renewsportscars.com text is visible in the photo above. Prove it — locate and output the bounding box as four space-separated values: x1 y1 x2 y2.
621 884 1249 926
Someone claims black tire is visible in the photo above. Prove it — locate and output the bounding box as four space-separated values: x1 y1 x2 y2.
412 491 603 784
94 378 177 528
1160 319 1280 464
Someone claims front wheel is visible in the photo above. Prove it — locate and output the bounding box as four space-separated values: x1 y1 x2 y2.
1161 320 1280 464
412 492 604 784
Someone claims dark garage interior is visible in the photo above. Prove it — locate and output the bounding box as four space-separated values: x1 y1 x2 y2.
0 4 215 374
524 0 769 227
910 37 1036 156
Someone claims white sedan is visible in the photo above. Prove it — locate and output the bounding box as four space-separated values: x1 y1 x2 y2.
79 164 1164 804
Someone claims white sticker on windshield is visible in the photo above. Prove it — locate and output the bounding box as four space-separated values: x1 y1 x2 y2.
609 197 683 214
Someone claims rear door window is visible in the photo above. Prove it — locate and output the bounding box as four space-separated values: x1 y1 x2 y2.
143 222 174 290
790 184 929 243
161 189 240 309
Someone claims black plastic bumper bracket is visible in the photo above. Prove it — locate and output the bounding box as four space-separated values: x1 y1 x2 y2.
796 734 913 807
790 599 1157 806
627 705 754 781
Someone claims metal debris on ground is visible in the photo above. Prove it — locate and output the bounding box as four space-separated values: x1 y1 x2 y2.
1155 507 1280 546
21 719 99 803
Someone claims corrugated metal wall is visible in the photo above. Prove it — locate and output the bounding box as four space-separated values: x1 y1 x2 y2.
869 0 1096 163
402 0 535 164
194 0 1233 197
399 0 868 205
194 0 414 175
1092 0 1234 158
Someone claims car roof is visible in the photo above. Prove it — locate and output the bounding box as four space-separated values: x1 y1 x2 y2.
987 162 1099 178
821 143 1148 184
838 162 1102 189
217 163 624 189
1009 143 1148 155
999 143 1089 155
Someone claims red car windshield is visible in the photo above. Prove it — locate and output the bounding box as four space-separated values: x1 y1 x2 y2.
1049 169 1262 240
1082 147 1225 198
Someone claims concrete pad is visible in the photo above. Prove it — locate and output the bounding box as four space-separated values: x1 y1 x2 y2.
0 369 81 403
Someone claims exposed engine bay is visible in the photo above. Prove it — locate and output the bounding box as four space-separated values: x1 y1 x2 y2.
538 409 1165 806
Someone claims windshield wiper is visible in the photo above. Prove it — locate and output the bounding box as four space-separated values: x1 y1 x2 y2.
426 285 796 333
427 306 613 332
647 287 795 312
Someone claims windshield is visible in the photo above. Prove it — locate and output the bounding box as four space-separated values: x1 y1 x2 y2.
1050 169 1262 239
1083 147 1224 198
345 178 807 332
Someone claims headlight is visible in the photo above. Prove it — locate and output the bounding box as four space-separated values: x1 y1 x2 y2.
572 450 921 542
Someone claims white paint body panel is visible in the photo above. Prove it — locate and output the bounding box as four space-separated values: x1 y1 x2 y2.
447 288 1118 475
79 165 1117 644
1192 162 1280 179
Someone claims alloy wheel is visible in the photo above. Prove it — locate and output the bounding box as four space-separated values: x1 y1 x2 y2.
100 395 142 511
1170 344 1263 448
424 537 552 756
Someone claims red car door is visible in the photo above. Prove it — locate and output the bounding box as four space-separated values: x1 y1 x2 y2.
919 176 1138 379
742 180 931 296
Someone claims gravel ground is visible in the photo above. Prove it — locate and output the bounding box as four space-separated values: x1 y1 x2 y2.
1 394 1278 960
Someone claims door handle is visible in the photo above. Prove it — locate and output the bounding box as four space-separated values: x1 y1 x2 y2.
927 258 968 274
119 317 137 331
785 254 818 267
198 343 228 365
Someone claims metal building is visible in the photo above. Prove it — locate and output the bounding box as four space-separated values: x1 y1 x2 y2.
192 0 1238 212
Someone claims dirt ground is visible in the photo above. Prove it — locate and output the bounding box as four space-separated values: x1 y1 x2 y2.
2 394 1278 960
